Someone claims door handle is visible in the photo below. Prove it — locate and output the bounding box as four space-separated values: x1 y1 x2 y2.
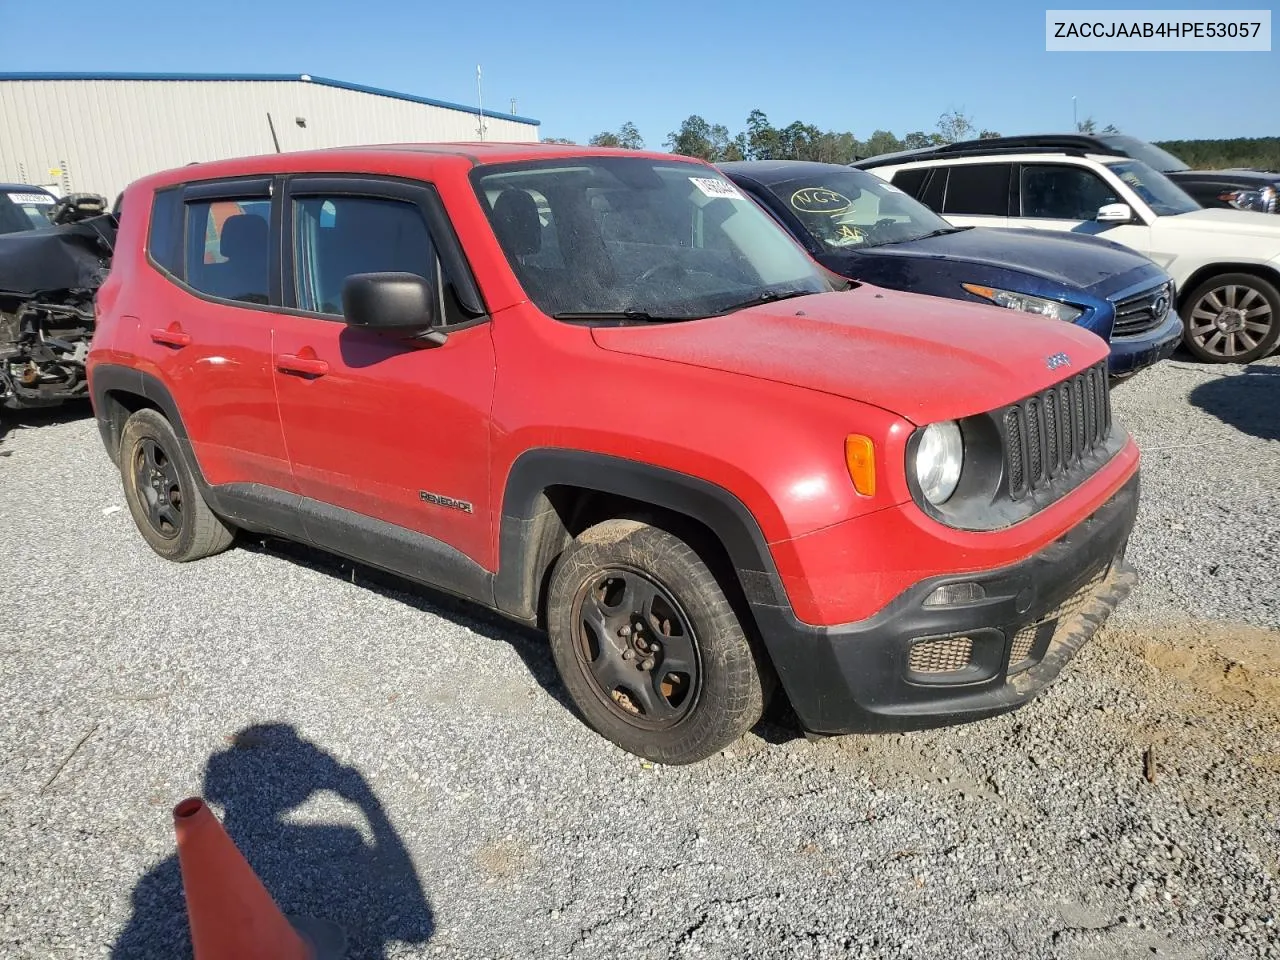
150 326 191 347
277 354 330 377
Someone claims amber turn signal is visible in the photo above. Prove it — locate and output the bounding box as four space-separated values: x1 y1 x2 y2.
845 434 876 497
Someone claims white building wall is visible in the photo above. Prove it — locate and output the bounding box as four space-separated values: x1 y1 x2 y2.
0 77 539 199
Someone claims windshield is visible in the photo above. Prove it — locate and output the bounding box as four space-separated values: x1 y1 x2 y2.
471 156 831 320
757 168 956 252
1105 159 1201 216
0 190 57 235
1099 134 1190 173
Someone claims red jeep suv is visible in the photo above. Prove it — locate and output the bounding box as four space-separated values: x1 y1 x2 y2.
87 143 1141 764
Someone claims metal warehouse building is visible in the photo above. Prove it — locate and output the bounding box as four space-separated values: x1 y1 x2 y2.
0 72 541 200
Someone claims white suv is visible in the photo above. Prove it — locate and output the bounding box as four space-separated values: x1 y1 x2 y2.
854 144 1280 363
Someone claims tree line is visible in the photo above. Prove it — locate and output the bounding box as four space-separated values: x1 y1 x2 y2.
543 110 1278 171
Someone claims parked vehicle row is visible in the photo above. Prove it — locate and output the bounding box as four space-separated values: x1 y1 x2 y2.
851 138 1280 363
88 143 1141 764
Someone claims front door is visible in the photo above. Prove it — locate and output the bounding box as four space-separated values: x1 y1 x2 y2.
270 176 497 570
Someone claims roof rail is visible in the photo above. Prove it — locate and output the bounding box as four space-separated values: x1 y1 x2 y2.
852 133 1129 169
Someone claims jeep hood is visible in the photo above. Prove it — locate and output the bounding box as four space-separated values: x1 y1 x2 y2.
1156 207 1280 243
590 285 1108 424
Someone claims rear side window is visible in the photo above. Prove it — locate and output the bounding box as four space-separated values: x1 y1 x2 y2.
941 164 1012 216
889 167 928 199
291 195 436 315
147 188 183 276
183 198 272 304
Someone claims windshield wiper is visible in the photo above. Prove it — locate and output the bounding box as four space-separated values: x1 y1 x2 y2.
862 226 973 248
552 309 696 323
713 287 820 315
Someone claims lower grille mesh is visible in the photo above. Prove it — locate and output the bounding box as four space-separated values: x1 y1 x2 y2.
909 636 974 674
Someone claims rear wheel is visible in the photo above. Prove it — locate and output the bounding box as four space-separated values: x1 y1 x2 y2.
1181 272 1280 363
118 408 235 562
546 518 768 764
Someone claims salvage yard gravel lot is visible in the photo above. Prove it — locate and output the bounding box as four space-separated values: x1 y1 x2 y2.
1 355 1277 960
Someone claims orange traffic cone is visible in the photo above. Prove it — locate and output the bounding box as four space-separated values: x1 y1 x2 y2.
172 796 346 959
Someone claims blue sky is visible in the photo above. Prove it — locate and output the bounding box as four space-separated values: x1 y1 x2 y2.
6 0 1277 146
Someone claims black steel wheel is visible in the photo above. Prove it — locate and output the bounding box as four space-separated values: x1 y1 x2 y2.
570 566 702 728
118 408 235 562
1182 272 1280 363
546 518 769 764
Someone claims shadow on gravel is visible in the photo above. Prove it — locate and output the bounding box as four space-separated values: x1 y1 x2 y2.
0 398 94 451
111 723 433 959
1187 364 1280 441
240 538 807 750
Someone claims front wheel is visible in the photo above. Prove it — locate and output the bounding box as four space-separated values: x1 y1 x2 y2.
1181 272 1280 363
545 519 769 764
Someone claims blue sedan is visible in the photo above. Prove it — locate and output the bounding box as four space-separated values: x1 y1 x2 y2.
718 160 1182 380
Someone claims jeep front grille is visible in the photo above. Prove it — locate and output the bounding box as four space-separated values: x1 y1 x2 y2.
1003 361 1111 501
1112 281 1172 337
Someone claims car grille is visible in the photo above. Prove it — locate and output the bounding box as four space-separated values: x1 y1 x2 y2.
1112 281 1173 337
1003 361 1111 500
908 636 974 674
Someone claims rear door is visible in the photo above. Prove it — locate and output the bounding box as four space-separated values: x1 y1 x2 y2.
935 162 1013 229
271 175 497 567
140 178 296 493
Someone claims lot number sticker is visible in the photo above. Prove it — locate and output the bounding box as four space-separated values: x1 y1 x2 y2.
689 177 743 200
8 192 54 204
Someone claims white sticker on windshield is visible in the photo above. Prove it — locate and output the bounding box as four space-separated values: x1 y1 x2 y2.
880 183 905 194
689 177 742 200
8 192 55 204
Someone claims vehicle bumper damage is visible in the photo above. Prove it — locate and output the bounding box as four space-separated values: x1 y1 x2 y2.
0 198 116 410
756 471 1140 736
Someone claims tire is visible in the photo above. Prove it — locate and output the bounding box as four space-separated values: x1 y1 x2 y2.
545 518 768 765
1181 272 1280 363
117 408 235 562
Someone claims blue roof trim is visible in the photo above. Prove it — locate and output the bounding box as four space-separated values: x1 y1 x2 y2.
0 71 541 126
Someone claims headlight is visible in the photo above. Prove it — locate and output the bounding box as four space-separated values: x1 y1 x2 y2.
962 283 1084 323
914 421 963 505
1218 185 1278 214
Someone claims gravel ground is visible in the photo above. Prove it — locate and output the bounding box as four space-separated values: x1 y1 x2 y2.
0 353 1277 960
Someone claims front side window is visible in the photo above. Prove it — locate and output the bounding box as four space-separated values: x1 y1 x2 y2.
1103 160 1201 216
183 198 271 304
291 195 436 315
757 168 957 252
941 164 1012 216
1020 164 1120 220
471 156 829 320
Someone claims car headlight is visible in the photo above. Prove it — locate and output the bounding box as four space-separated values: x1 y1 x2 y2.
914 421 964 505
1218 185 1278 214
962 283 1084 323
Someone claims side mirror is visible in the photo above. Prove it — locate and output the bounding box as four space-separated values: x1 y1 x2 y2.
341 272 444 342
1096 202 1134 223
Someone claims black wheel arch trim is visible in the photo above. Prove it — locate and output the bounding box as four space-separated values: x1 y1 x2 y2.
494 448 791 625
89 363 191 463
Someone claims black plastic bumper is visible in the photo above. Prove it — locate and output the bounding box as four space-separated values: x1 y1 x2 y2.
754 471 1140 735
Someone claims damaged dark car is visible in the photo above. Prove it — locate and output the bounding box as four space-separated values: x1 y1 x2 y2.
0 187 116 410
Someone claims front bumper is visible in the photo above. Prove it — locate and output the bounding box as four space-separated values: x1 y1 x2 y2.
1107 308 1182 377
754 471 1139 735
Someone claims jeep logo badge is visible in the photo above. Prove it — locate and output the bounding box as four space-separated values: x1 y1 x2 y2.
1045 352 1071 370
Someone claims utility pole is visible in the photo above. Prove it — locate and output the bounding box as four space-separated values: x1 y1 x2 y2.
1072 96 1078 131
476 65 487 142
